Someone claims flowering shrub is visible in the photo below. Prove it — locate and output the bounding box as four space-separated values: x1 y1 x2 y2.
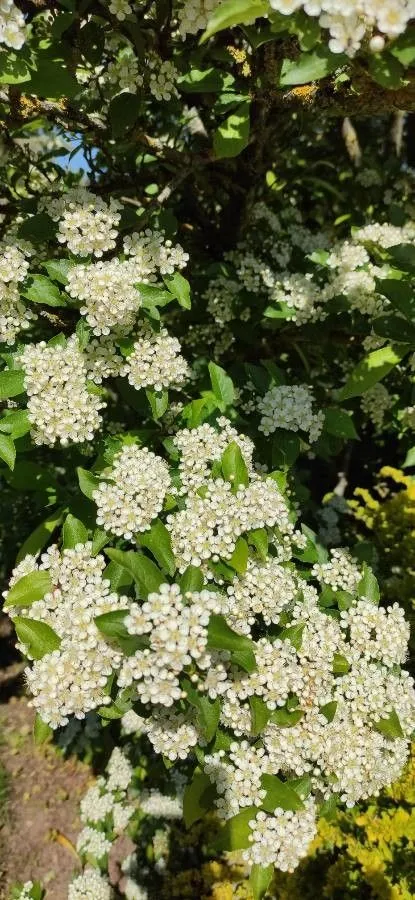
1 1 415 898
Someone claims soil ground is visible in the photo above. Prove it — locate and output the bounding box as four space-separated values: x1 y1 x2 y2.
0 696 92 900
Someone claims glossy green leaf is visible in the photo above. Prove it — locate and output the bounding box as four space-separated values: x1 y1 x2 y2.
324 407 358 439
221 440 250 490
105 548 165 596
260 774 304 813
4 570 52 608
0 369 25 400
208 362 235 409
138 519 176 575
62 514 88 549
183 772 216 827
0 433 15 470
338 345 408 400
213 101 250 159
14 616 61 659
280 47 346 86
202 0 268 42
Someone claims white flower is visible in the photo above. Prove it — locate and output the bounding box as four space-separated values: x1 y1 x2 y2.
76 826 112 859
68 867 113 900
258 384 324 443
121 327 189 392
93 444 171 540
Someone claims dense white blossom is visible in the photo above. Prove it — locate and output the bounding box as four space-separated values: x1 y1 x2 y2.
140 790 183 819
4 543 126 727
243 803 317 870
0 0 27 49
0 242 36 344
93 444 171 540
173 418 254 495
19 337 104 446
76 826 112 859
268 1 415 56
42 188 121 257
68 867 113 900
258 384 324 443
67 259 142 336
177 0 218 37
167 475 297 572
312 547 361 593
361 382 394 431
123 229 189 276
121 327 189 391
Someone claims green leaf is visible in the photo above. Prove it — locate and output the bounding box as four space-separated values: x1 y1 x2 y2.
279 47 346 86
16 511 62 564
280 622 305 650
183 772 216 827
95 609 144 655
271 431 301 468
357 563 380 604
0 409 30 439
33 713 53 745
0 433 15 470
368 52 405 89
0 369 25 400
208 614 256 655
213 101 250 159
77 467 101 500
221 441 250 490
376 277 415 320
249 864 273 900
390 28 415 67
247 528 268 561
231 648 257 673
105 548 165 596
387 244 415 271
22 275 67 308
208 362 235 409
28 54 80 99
179 565 204 593
202 0 268 42
0 51 31 84
138 519 176 576
403 446 415 468
179 68 230 93
108 92 141 138
19 213 56 244
215 806 257 851
324 407 358 440
42 258 74 285
333 652 350 675
163 271 191 309
338 345 408 400
290 775 312 800
249 696 271 736
320 701 337 722
91 528 110 556
62 514 88 549
104 560 134 591
374 708 404 739
14 616 61 659
4 570 52 608
270 707 304 727
146 388 169 420
182 677 221 742
373 313 415 343
226 537 249 575
260 774 304 813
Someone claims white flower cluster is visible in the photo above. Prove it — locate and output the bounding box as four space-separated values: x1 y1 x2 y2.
225 558 299 635
268 0 415 56
106 46 143 93
84 336 124 383
148 54 180 101
121 327 189 391
42 188 121 258
312 547 362 592
258 384 324 443
173 418 254 495
139 790 183 820
4 543 127 727
270 272 325 325
0 241 36 344
361 382 394 431
76 826 112 860
177 0 218 37
205 275 242 326
68 868 113 900
93 444 171 540
354 220 415 249
19 336 104 446
67 258 141 336
108 0 133 20
123 229 189 276
119 583 224 705
167 474 297 572
0 0 26 49
201 576 415 855
244 803 317 870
